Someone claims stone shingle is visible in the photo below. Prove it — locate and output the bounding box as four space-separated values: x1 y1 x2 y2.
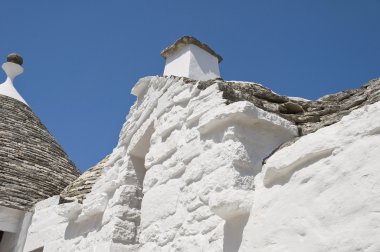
60 156 109 203
0 95 80 211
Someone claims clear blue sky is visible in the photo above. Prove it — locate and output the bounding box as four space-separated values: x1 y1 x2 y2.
1 1 379 172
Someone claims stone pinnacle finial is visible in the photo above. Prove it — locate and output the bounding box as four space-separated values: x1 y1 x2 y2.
7 53 23 66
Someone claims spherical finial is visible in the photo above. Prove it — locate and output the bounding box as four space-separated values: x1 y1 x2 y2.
7 53 23 66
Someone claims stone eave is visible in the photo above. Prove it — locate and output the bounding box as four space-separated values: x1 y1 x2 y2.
160 36 223 63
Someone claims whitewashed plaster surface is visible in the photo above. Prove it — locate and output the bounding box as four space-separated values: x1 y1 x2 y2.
22 76 380 252
163 45 221 81
240 100 380 252
0 206 32 252
23 76 296 251
0 206 24 233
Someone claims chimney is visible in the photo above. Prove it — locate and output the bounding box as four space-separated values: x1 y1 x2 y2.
161 36 222 81
0 53 28 105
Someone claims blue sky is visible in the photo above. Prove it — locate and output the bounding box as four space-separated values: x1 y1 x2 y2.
0 1 379 172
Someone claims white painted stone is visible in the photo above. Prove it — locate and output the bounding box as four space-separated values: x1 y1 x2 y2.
21 76 297 251
14 212 33 252
0 206 24 233
140 181 181 229
23 197 70 252
21 75 380 252
132 77 296 251
209 190 254 220
0 206 30 252
0 62 27 105
239 101 380 252
163 44 221 81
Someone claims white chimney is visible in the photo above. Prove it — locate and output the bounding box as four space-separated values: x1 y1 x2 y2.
161 36 222 81
0 53 28 105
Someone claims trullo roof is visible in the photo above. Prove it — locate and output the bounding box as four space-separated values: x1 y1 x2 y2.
0 94 80 211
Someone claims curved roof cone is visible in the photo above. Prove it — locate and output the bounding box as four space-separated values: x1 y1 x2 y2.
0 54 81 211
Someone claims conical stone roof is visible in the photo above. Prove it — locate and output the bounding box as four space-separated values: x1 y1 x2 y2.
0 94 80 211
60 155 109 203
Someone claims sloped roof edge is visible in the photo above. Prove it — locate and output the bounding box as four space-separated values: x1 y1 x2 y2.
160 36 223 63
60 156 110 203
0 95 80 211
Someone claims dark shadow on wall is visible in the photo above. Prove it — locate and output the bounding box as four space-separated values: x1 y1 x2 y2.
129 122 155 187
264 148 334 188
223 214 249 252
65 213 103 240
130 155 146 188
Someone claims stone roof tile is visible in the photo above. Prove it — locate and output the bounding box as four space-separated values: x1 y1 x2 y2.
0 95 80 211
60 156 109 203
161 36 223 63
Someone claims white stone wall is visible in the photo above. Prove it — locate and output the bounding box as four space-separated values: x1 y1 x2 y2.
163 46 191 79
23 76 297 251
239 101 380 252
0 206 24 233
22 76 380 251
0 206 31 252
188 44 220 81
138 84 297 251
163 45 221 81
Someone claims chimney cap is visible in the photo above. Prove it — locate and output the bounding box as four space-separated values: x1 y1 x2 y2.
7 53 23 66
161 36 223 63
